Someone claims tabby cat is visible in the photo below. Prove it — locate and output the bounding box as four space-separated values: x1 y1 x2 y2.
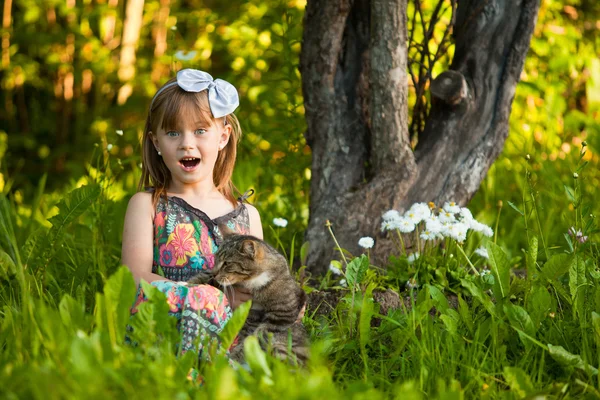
188 230 309 365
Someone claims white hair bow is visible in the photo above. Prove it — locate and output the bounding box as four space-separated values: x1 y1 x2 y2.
150 69 239 118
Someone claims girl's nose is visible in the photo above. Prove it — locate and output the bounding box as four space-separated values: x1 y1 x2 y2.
179 132 195 149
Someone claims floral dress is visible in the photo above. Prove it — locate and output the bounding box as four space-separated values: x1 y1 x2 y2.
130 190 252 357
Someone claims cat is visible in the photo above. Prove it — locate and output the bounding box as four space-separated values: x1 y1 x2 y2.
188 229 309 365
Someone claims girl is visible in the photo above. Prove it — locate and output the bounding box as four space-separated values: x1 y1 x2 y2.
121 68 262 356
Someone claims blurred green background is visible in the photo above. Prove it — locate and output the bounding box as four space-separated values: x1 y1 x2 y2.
1 0 599 254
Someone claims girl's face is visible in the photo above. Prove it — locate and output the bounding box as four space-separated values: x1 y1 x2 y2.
151 111 230 191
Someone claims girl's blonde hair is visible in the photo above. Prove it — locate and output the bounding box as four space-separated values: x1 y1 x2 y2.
138 76 242 207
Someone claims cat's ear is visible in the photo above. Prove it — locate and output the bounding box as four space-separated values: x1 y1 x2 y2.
241 239 261 260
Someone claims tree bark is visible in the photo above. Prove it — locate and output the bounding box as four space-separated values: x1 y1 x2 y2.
300 0 540 274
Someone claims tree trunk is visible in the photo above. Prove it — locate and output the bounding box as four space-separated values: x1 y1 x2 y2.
300 0 541 274
117 0 145 105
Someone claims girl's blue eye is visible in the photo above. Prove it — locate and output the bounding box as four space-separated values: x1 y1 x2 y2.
195 129 206 135
167 131 179 137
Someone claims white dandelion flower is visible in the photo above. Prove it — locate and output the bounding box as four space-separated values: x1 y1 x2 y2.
459 207 474 224
425 217 443 235
420 230 436 241
443 201 461 214
107 144 113 151
471 221 494 237
273 218 288 228
474 247 489 259
382 210 401 221
407 252 420 264
329 263 342 275
358 236 374 249
397 217 415 233
409 202 431 221
339 278 347 287
116 129 124 136
438 210 456 224
174 50 198 61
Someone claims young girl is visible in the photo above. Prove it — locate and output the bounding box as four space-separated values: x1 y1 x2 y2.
121 68 263 356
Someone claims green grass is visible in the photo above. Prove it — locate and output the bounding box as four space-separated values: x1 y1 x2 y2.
0 145 599 399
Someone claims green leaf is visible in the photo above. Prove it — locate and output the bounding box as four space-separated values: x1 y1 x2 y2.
219 300 252 351
0 249 16 278
541 254 571 281
101 266 137 346
300 241 309 266
35 184 101 269
564 185 576 203
427 284 449 312
346 254 369 287
440 309 460 336
457 295 474 335
526 236 538 279
592 312 600 339
243 335 273 385
507 201 524 216
504 304 535 349
486 242 511 300
359 284 376 358
59 294 89 332
461 279 496 317
503 367 534 398
569 255 586 300
526 284 552 328
548 344 598 376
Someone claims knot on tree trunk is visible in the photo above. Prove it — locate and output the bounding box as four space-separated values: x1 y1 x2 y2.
430 70 468 106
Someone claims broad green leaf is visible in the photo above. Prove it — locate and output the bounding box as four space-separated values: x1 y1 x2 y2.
59 294 89 332
427 284 449 312
504 304 535 349
526 284 552 328
461 279 496 317
548 344 598 376
569 255 586 300
486 242 510 300
440 309 460 335
243 335 273 385
346 254 369 287
526 236 538 279
541 254 571 281
219 300 252 351
102 267 137 346
457 295 474 335
503 367 534 398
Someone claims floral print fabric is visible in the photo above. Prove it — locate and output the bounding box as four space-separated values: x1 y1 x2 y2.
131 193 251 359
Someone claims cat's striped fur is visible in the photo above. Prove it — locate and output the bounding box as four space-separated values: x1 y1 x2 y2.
189 232 309 364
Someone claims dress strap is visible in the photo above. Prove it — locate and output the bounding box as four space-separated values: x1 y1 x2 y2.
237 188 255 203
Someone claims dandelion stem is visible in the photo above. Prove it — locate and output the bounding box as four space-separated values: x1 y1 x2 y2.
326 220 348 267
457 244 479 276
415 224 421 254
396 229 406 256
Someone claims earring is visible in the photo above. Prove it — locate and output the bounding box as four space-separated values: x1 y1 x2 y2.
157 150 162 156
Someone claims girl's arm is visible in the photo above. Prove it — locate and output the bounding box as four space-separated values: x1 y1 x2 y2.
121 192 170 285
246 204 263 239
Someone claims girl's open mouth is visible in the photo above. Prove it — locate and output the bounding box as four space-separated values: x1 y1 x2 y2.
179 157 201 171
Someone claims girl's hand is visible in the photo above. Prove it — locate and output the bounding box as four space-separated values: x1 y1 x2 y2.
227 286 253 309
